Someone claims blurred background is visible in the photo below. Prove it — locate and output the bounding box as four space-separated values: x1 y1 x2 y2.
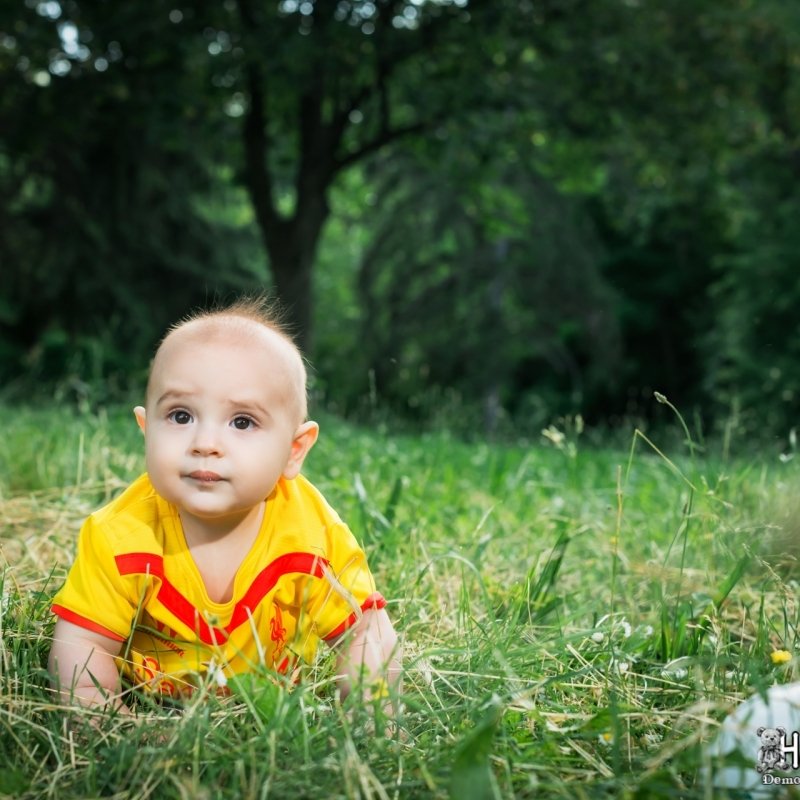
1 0 798 440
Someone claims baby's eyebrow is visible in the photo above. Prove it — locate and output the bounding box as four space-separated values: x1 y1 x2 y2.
226 398 272 419
155 389 192 406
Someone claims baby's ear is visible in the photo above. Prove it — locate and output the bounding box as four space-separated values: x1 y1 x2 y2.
133 406 147 434
283 421 319 480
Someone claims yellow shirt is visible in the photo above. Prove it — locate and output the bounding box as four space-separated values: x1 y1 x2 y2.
51 473 384 697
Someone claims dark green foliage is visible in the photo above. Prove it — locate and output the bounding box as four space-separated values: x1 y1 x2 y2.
352 145 620 429
2 0 800 434
592 196 729 422
706 199 800 439
0 0 263 399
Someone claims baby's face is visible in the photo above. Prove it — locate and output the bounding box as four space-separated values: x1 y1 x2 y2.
137 324 306 522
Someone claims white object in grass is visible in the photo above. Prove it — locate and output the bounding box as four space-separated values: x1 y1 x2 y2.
706 682 800 795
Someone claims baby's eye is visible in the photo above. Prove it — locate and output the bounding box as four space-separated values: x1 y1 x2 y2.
168 410 193 425
231 416 255 431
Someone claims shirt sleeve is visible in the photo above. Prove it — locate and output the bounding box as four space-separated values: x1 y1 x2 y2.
308 521 386 641
51 515 139 642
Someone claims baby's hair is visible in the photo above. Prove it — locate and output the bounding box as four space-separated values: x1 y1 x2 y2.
150 293 310 422
167 293 293 343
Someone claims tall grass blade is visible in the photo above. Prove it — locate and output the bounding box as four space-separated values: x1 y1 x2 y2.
520 525 569 622
448 696 503 800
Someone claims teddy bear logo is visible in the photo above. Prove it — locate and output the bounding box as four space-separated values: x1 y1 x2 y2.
756 727 791 774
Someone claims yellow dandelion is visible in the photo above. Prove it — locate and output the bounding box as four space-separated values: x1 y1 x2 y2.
771 649 792 665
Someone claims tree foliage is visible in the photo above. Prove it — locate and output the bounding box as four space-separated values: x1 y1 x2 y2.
0 0 261 397
702 1 800 437
223 0 531 348
351 137 620 429
1 0 799 436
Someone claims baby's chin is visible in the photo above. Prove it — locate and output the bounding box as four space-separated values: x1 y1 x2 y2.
175 501 262 525
173 488 271 519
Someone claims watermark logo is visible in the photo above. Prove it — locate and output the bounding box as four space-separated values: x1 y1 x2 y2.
756 727 791 774
756 727 800 787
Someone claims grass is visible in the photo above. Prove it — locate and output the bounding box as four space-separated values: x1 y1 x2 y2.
1 403 799 798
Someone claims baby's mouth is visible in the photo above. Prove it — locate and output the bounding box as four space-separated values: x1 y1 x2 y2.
187 470 223 483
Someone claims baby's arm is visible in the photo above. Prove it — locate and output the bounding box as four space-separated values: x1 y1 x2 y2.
48 618 131 713
333 608 401 710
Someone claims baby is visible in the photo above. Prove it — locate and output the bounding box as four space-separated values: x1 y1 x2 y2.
48 297 400 711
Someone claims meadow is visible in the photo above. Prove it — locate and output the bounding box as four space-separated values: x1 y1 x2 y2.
1 403 798 798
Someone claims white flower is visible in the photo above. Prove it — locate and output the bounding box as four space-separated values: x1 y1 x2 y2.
591 631 605 644
542 426 565 446
205 658 228 688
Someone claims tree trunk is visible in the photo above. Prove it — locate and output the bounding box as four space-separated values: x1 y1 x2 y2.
239 59 332 354
235 0 440 353
263 204 329 354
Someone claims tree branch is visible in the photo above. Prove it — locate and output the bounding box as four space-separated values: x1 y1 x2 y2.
332 120 428 174
330 1 462 148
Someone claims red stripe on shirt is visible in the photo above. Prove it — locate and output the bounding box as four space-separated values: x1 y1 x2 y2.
115 552 164 577
58 550 376 648
323 592 387 641
158 574 228 645
112 550 343 646
226 551 329 633
51 604 127 642
114 552 226 645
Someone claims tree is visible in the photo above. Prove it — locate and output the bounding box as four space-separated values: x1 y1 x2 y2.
702 1 800 438
0 0 260 393
354 143 621 431
223 0 522 350
314 0 760 424
4 0 799 434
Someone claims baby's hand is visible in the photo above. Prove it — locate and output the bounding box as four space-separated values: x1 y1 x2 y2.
332 608 402 708
49 618 128 712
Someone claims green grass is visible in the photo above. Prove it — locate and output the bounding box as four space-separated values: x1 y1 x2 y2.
1 404 799 798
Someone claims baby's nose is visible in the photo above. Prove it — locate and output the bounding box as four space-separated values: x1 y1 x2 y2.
190 423 223 456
